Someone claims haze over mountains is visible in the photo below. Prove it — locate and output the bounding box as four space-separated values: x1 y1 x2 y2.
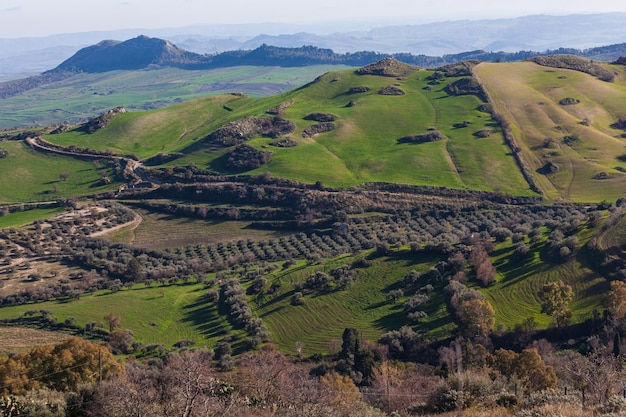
2 13 626 79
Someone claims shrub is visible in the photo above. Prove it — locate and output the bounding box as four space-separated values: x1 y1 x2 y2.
427 386 462 412
226 144 273 171
559 97 580 105
473 129 493 138
598 395 626 414
398 131 445 144
291 292 305 306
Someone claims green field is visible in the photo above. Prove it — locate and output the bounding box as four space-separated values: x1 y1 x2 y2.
0 66 349 129
0 59 624 356
0 141 120 203
0 283 245 349
485 230 607 328
256 252 449 355
0 207 65 229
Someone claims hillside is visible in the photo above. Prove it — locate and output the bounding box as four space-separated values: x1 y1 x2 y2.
2 50 626 416
42 60 530 195
475 60 626 202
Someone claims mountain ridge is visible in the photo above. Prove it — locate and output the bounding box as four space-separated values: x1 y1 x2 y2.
3 35 626 101
3 13 626 78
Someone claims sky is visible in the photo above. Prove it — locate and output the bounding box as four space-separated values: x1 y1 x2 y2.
1 0 626 38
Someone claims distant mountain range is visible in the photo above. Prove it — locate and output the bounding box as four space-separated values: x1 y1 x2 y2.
2 13 626 78
2 34 626 101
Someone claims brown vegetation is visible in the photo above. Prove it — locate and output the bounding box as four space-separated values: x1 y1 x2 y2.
528 55 616 82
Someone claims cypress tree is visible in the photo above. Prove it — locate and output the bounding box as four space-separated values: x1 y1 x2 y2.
614 332 622 358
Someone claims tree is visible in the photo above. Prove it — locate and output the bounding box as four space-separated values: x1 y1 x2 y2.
490 348 557 394
104 312 122 332
0 338 119 395
340 328 359 360
606 280 626 318
539 280 574 327
456 299 495 337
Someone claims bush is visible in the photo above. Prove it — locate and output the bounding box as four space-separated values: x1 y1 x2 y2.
598 395 626 414
291 292 305 306
559 97 580 105
496 392 519 408
398 131 445 144
473 129 493 138
427 386 462 412
226 144 273 171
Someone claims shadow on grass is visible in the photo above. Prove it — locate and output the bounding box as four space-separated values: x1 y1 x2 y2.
180 300 230 338
374 310 407 330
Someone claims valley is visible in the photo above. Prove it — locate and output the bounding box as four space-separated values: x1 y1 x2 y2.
0 44 625 416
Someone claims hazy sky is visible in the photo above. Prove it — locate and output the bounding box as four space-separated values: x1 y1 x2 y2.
2 0 626 38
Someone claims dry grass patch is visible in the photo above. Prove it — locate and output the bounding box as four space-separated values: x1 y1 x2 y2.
0 327 71 355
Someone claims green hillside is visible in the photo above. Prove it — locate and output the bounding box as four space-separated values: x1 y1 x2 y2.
0 141 119 203
45 65 531 194
0 57 625 359
0 65 347 129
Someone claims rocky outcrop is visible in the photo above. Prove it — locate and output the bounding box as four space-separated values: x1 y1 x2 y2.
347 86 371 94
356 58 420 77
445 78 487 101
303 113 337 122
302 123 336 138
80 107 127 134
203 116 296 147
379 85 406 96
226 144 273 171
538 161 559 174
267 99 294 115
269 138 298 148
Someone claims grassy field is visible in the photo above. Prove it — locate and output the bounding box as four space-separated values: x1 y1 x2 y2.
485 232 607 329
475 61 626 202
0 282 244 349
45 67 532 195
255 252 448 355
0 327 71 355
0 206 65 228
106 206 294 248
0 223 611 355
0 141 120 203
0 66 349 129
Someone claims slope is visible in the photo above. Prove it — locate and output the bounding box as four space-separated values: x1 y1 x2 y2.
475 61 626 202
44 64 531 195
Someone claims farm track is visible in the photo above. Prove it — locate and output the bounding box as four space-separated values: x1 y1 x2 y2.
90 209 142 238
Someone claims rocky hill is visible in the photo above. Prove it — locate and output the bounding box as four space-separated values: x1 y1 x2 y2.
56 36 206 72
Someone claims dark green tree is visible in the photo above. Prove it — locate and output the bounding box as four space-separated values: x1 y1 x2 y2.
340 328 359 359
